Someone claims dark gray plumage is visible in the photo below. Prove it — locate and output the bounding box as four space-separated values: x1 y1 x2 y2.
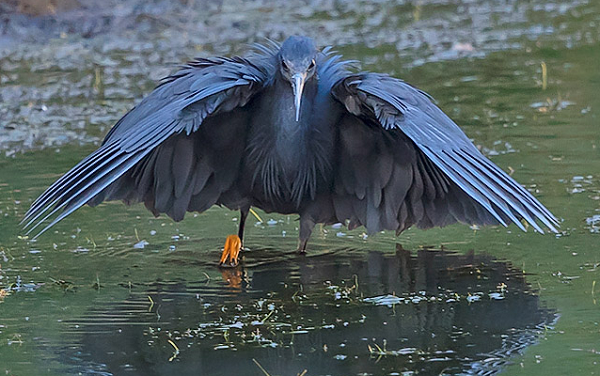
23 36 559 255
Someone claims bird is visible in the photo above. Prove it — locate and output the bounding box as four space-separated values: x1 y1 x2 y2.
22 36 559 267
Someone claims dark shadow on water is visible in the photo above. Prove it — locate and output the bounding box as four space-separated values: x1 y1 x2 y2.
62 245 555 376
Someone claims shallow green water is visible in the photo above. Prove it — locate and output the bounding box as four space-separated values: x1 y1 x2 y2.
1 1 599 375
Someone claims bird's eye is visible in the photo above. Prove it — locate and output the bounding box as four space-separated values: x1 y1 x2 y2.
308 59 316 69
281 60 289 71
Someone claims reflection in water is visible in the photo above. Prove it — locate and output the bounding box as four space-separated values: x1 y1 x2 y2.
63 246 554 376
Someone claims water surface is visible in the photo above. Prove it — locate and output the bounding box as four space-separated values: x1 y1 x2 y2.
0 1 599 375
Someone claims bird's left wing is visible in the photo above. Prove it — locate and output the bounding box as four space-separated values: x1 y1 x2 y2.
23 55 273 237
331 73 558 233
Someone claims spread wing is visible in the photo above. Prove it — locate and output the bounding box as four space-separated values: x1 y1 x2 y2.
23 54 274 238
331 73 558 234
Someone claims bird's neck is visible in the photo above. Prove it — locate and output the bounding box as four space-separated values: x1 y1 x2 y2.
246 77 330 204
270 77 317 160
274 76 316 129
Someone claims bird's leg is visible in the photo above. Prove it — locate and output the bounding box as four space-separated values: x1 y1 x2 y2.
219 208 249 268
237 207 249 250
297 217 315 254
297 238 309 254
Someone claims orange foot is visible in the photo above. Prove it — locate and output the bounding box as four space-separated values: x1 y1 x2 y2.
219 234 241 268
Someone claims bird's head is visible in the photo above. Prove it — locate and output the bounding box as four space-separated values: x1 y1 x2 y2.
279 36 318 121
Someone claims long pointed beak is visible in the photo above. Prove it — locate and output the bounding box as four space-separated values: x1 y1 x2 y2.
292 73 306 122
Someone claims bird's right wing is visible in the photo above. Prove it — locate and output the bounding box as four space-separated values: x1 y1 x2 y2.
331 73 558 234
23 55 274 238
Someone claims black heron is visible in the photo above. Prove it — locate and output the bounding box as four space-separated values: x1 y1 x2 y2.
23 36 559 267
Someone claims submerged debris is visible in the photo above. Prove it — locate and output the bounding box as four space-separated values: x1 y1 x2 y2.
585 214 600 233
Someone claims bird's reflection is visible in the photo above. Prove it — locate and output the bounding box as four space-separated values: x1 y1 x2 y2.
220 268 245 290
64 245 555 376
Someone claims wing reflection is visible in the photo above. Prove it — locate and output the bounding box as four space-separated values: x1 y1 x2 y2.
63 245 555 376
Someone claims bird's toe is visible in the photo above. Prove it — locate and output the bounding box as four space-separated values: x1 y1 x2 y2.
219 234 241 268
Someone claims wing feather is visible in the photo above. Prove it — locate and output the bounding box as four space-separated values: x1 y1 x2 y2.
332 73 558 234
24 53 272 237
